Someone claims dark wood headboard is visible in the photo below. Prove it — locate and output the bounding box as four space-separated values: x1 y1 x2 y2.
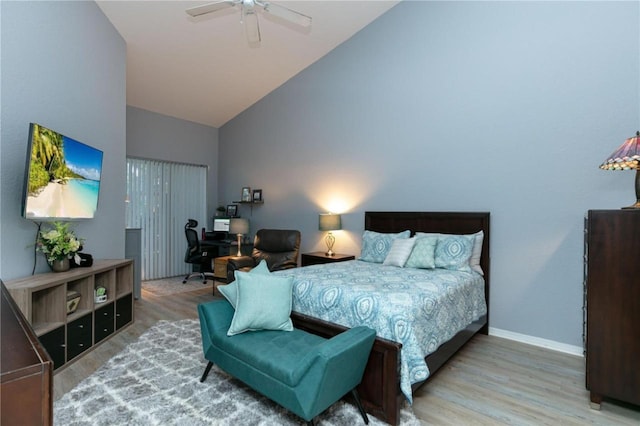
365 211 490 329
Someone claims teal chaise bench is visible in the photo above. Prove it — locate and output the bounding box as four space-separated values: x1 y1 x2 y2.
198 299 376 425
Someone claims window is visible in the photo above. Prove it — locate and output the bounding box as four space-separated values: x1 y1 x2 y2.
126 158 207 280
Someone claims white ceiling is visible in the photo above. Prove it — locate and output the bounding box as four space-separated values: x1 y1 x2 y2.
96 1 399 128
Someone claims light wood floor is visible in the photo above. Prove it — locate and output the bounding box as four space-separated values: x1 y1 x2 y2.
54 285 640 425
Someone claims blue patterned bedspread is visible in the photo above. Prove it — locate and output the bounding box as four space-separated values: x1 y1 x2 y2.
275 260 487 403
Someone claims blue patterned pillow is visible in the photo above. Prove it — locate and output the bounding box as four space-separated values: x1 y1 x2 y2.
405 235 438 269
434 234 474 271
359 230 410 263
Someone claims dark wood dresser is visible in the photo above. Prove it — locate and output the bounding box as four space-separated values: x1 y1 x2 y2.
1 280 53 425
584 210 640 409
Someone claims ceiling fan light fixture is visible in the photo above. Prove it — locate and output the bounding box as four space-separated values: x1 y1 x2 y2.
186 0 237 17
243 8 261 43
186 0 311 45
260 1 312 27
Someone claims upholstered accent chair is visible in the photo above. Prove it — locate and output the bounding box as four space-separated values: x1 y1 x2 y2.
226 229 300 282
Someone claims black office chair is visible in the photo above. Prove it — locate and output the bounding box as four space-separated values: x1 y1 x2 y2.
183 219 215 284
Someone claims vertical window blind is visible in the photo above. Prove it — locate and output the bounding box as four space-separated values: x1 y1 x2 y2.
126 158 208 280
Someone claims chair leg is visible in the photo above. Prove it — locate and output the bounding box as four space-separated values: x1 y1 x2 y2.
200 361 214 382
351 388 369 424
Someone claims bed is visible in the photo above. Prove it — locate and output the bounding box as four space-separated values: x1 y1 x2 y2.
286 211 490 425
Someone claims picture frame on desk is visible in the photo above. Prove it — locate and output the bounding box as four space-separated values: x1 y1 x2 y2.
252 189 262 202
226 204 238 217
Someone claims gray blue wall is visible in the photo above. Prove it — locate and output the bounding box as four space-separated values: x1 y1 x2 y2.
1 1 126 280
219 1 640 349
126 106 219 227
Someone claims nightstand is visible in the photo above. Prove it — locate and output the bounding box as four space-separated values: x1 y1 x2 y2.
301 252 355 267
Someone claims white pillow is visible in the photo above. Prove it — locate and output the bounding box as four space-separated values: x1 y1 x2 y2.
469 230 484 275
383 237 416 267
415 230 484 275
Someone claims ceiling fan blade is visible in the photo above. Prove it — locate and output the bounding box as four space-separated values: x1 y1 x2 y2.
186 0 237 17
243 9 261 43
260 1 311 27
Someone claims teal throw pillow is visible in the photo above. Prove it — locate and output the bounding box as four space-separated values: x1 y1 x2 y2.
434 234 474 272
359 230 410 263
218 259 270 308
405 235 438 269
227 271 294 336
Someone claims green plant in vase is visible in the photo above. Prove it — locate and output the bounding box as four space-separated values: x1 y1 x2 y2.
36 221 83 271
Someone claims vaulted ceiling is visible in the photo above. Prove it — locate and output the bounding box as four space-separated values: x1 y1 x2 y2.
97 1 399 128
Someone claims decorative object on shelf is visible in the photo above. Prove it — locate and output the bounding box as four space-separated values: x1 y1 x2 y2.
71 252 93 268
230 218 250 256
600 130 640 209
36 221 83 271
226 204 238 217
318 213 342 256
66 290 81 314
252 189 263 202
51 258 70 272
241 187 252 202
94 286 107 303
216 205 226 217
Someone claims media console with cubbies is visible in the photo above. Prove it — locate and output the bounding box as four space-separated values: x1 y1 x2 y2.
4 259 134 371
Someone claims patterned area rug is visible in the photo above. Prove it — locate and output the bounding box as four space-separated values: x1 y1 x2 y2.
142 276 214 296
54 319 420 425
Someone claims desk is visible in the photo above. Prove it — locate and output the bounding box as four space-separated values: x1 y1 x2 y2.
200 240 253 258
201 240 253 283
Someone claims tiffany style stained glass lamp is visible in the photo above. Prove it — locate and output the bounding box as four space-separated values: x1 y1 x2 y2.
600 131 640 209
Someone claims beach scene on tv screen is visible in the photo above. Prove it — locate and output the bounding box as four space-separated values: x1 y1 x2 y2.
25 124 103 219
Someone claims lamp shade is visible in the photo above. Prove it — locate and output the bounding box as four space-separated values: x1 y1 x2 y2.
600 131 640 170
229 218 249 235
319 213 342 231
600 131 640 209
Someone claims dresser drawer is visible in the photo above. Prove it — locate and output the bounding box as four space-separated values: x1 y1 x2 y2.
38 326 65 370
94 303 114 344
67 314 92 360
115 295 133 330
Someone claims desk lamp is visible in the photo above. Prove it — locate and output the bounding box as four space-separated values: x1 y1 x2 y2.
229 218 250 256
318 213 342 256
600 131 640 209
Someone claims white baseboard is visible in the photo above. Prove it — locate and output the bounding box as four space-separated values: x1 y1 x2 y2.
489 327 584 357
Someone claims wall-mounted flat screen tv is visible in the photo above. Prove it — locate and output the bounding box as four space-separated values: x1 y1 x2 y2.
22 123 104 220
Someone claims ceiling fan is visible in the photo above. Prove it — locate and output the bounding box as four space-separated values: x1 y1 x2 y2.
186 0 312 44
